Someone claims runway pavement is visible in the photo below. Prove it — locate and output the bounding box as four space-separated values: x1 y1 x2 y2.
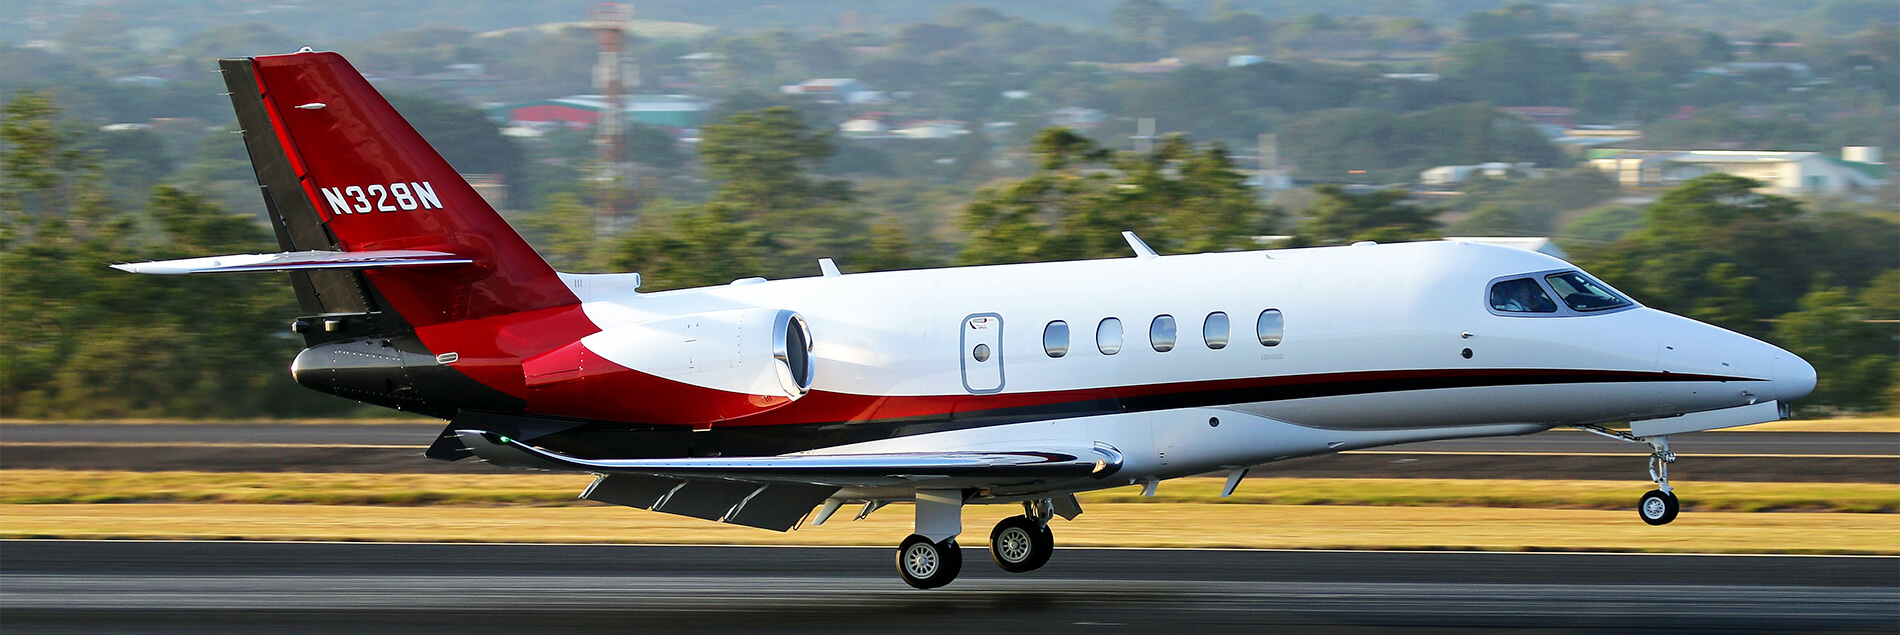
2 540 1893 633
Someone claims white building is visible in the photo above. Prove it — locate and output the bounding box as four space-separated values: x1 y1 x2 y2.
1421 162 1543 186
780 78 881 104
893 120 968 140
1588 147 1886 197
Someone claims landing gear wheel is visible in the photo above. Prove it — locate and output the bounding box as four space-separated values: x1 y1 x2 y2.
1639 489 1679 526
989 516 1055 573
896 534 961 589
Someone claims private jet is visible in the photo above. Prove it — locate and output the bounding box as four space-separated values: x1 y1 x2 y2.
114 50 1817 588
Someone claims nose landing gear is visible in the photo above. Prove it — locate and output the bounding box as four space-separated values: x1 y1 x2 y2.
1576 425 1681 525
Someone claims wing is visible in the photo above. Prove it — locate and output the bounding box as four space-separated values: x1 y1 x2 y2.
454 429 1124 532
456 430 1121 484
110 249 472 274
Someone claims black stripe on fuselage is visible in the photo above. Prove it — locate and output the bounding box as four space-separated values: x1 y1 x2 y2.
497 369 1759 460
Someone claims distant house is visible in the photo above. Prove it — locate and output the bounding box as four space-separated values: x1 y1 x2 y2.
781 78 882 104
503 95 707 129
1047 106 1105 130
1421 162 1542 186
839 115 890 137
893 120 968 140
1587 147 1886 197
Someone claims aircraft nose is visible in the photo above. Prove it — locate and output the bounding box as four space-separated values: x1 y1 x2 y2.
1771 352 1817 404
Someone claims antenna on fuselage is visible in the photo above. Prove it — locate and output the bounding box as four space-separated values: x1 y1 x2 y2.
1122 231 1159 259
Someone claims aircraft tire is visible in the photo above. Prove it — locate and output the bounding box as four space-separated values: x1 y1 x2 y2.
1639 489 1679 526
989 516 1055 573
897 534 961 589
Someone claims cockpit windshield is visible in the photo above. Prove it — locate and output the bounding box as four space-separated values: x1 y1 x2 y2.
1544 271 1633 312
1488 278 1558 313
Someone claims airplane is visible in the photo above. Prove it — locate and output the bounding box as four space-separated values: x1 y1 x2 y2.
113 50 1817 589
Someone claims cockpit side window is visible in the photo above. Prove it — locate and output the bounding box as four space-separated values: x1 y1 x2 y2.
1489 278 1559 313
1545 271 1633 312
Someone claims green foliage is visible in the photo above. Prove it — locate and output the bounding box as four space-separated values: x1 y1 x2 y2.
1446 168 1619 236
1278 104 1566 183
0 93 343 418
957 128 1273 265
614 107 874 290
1289 185 1438 246
1575 174 1899 411
1772 285 1897 413
1444 38 1587 107
1 92 89 215
1560 205 1646 245
515 193 606 272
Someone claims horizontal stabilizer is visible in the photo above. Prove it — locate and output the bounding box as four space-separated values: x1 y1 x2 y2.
456 430 1122 486
110 250 472 275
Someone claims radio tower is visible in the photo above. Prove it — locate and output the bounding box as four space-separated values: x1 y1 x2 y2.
590 3 634 231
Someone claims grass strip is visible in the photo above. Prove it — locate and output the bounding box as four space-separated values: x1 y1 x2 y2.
2 503 1894 555
3 470 1894 512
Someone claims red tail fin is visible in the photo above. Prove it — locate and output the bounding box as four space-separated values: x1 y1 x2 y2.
239 50 575 326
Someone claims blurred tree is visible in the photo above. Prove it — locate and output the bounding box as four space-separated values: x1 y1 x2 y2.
516 192 603 272
1580 174 1897 333
1772 284 1897 413
1444 38 1586 106
621 123 686 170
1 92 88 216
1289 185 1438 246
615 107 864 290
958 128 1272 265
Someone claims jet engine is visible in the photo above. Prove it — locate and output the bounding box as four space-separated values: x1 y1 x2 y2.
521 308 814 426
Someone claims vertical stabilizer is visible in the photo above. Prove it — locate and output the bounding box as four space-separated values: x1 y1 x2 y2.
222 50 576 327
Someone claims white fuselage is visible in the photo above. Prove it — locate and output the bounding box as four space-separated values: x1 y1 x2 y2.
558 240 1808 501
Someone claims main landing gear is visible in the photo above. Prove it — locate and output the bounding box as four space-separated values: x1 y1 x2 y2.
1577 425 1680 525
989 501 1056 573
893 492 1068 589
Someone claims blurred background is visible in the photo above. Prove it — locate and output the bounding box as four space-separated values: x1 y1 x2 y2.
1 0 1895 420
0 0 1894 545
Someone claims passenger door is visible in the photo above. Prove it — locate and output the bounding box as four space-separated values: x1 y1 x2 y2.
960 313 1004 394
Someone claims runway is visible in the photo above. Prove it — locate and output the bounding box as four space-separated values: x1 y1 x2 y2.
3 540 1894 633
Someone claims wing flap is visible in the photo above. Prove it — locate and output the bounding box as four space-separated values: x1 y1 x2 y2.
456 430 1122 485
110 249 473 274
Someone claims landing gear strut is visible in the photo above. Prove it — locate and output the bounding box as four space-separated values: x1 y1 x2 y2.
896 490 964 589
990 499 1056 573
1577 425 1680 525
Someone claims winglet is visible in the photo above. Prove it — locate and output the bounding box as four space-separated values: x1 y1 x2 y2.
1122 231 1159 259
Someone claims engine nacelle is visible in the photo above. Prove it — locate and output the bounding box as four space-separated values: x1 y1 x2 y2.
521 308 814 426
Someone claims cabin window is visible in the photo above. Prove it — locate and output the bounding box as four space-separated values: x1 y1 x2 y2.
1545 271 1633 312
1488 278 1559 313
1256 309 1284 347
1150 315 1177 352
1042 321 1070 358
1203 312 1230 349
1096 318 1123 355
972 343 991 362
